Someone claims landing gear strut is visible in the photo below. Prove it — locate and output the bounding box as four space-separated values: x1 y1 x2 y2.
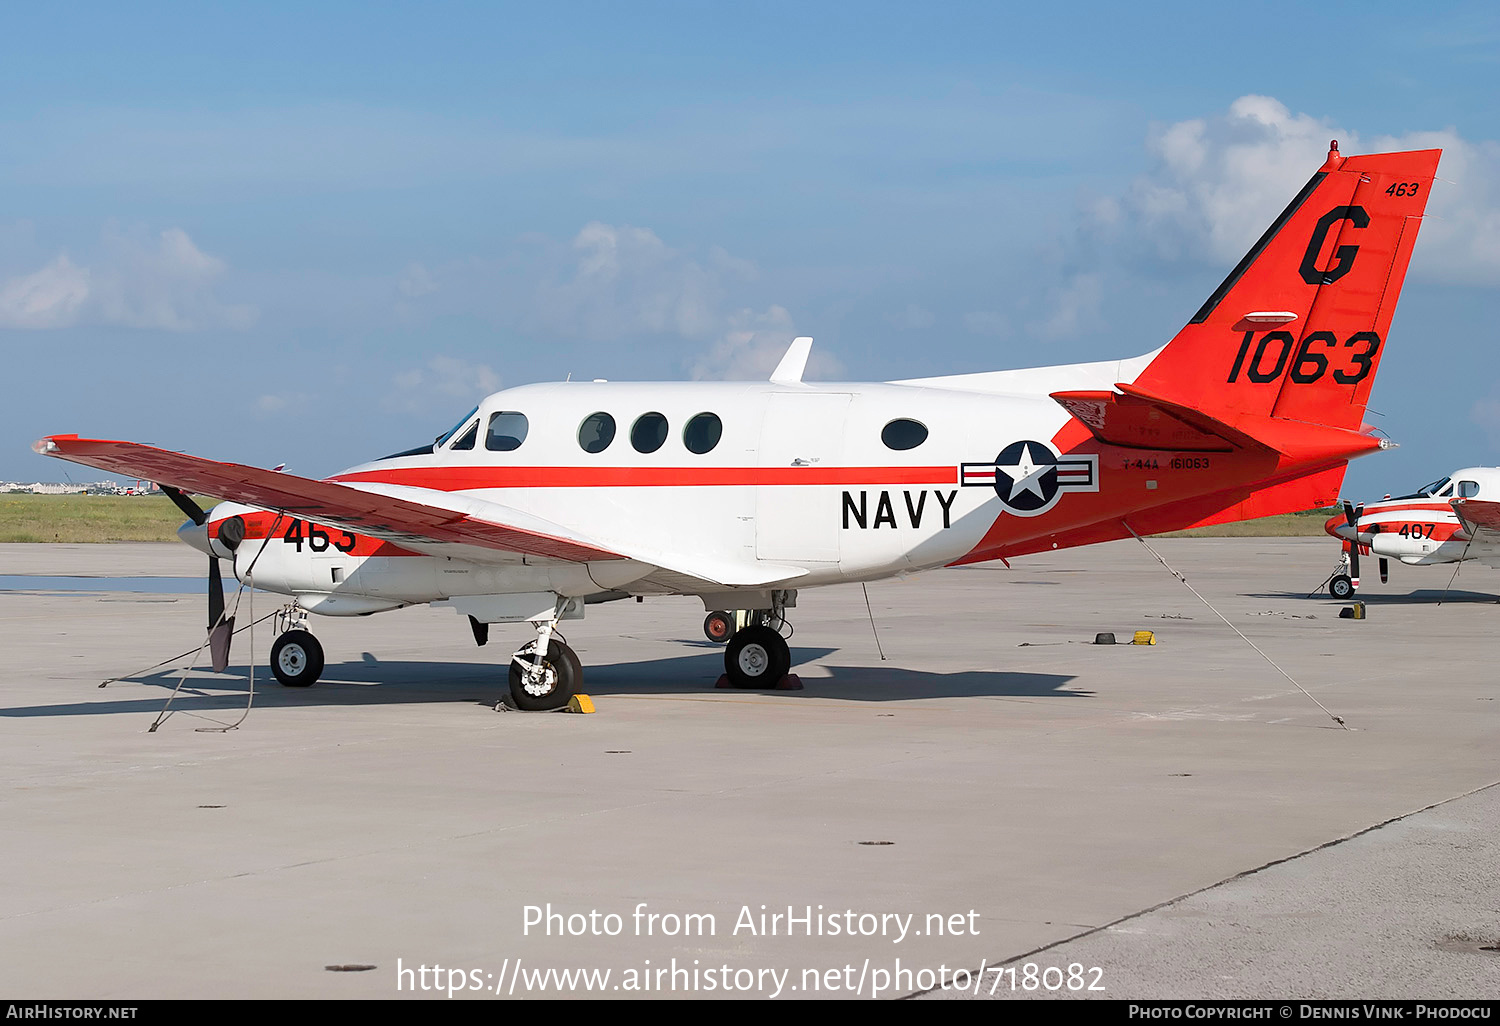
508 614 581 711
1328 553 1356 600
721 593 795 688
270 606 324 687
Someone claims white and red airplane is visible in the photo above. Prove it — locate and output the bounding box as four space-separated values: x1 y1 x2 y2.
35 141 1441 710
1323 469 1500 598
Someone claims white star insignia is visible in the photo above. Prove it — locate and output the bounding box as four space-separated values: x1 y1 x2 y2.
998 443 1051 502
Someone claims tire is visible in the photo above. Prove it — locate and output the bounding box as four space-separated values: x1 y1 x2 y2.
1329 574 1355 600
508 639 581 711
703 611 734 644
271 629 324 687
723 625 791 689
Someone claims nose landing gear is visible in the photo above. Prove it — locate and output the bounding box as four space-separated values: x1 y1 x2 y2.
270 605 325 687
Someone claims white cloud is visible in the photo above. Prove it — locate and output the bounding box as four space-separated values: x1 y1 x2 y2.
385 356 501 414
397 262 438 298
1088 96 1500 283
0 256 91 328
529 222 740 342
1026 272 1103 342
689 305 843 381
0 226 256 331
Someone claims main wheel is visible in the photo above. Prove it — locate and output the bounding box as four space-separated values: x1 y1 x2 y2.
703 610 734 644
508 639 581 711
723 625 791 689
271 629 324 687
1329 574 1355 600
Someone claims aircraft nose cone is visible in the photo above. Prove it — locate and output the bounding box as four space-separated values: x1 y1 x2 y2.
177 518 213 555
1323 513 1350 539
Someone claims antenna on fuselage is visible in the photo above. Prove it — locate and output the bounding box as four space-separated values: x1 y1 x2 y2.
770 337 813 385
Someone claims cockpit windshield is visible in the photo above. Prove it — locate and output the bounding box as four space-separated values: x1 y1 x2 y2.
436 406 480 447
378 406 480 461
1391 476 1451 500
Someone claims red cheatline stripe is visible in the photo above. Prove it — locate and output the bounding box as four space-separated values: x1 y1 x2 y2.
330 466 958 490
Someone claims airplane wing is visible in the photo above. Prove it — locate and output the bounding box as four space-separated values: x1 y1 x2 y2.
33 435 806 588
1450 498 1500 535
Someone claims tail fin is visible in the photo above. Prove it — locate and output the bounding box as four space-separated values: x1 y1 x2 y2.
1130 141 1441 433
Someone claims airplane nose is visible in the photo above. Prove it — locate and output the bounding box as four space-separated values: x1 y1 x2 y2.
1323 513 1349 539
177 518 213 555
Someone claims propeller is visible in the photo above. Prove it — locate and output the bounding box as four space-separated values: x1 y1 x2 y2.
1342 500 1365 589
161 486 245 672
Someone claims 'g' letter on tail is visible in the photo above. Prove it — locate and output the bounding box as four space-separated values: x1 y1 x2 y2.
1129 141 1441 433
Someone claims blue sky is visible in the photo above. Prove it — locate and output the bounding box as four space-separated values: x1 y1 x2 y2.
3 1 1499 499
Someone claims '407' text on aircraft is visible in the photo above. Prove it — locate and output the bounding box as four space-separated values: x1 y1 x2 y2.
37 141 1440 710
1323 467 1500 598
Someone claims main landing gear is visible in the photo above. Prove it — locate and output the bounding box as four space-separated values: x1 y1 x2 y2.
718 598 795 689
507 615 581 712
270 606 324 687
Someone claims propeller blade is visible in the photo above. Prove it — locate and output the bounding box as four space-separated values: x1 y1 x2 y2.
1349 545 1360 590
161 485 207 526
1342 500 1358 529
208 555 225 631
1379 557 1389 584
207 556 233 673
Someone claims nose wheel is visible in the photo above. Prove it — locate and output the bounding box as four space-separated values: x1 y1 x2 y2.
271 629 324 687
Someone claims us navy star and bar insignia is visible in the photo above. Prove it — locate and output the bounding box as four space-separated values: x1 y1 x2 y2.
961 440 1099 517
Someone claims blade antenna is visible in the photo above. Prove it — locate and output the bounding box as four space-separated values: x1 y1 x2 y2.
1123 521 1348 730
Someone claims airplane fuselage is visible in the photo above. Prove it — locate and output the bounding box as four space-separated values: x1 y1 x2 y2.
209 370 1361 617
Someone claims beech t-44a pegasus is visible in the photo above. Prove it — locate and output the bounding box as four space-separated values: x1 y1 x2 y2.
1323 467 1500 599
36 141 1440 711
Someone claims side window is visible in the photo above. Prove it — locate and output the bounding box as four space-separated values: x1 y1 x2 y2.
578 412 616 454
486 411 529 451
683 412 722 455
881 418 929 451
631 412 669 454
1458 480 1480 498
449 420 479 451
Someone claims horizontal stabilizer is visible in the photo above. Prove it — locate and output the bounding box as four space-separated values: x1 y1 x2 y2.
1050 390 1236 452
1053 383 1386 467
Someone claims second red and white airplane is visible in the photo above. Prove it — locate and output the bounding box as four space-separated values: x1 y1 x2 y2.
36 141 1442 710
1323 468 1500 598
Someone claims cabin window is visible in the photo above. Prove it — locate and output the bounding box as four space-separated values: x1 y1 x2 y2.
449 420 479 451
1458 480 1480 498
485 411 529 451
631 412 669 453
578 412 616 453
881 418 929 451
683 412 723 455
